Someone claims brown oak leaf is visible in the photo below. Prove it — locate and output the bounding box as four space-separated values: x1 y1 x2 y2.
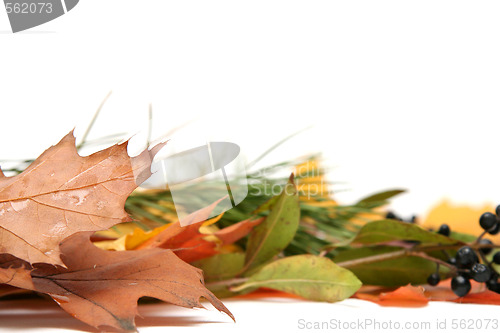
0 255 33 290
0 131 164 266
1 232 233 331
0 284 30 298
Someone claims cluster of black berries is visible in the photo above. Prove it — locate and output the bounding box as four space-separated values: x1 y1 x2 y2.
427 206 500 297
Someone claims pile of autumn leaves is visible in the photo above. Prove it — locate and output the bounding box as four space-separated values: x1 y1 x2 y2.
0 132 362 331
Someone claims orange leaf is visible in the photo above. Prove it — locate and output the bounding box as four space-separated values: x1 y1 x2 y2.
134 202 262 262
355 284 428 307
424 279 486 301
135 197 225 251
453 291 500 305
214 217 265 245
172 238 218 262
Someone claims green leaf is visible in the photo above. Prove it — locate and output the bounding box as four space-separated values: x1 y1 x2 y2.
251 195 279 215
243 174 300 273
334 246 449 286
449 231 476 243
192 253 245 281
232 254 361 302
351 220 461 245
192 253 252 298
357 189 406 205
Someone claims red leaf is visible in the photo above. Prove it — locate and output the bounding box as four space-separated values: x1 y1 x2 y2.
214 217 265 245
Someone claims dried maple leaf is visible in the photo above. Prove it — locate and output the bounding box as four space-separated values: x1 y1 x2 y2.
0 131 164 266
1 232 233 331
0 284 30 298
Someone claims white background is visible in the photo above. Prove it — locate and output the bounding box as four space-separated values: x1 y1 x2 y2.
1 1 500 332
1 1 500 218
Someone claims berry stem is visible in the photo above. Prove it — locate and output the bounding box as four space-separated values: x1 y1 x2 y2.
408 251 457 272
478 250 490 266
475 229 489 244
414 242 499 253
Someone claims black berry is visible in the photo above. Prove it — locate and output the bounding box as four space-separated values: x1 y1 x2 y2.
427 272 440 286
479 239 493 255
486 278 500 293
493 252 500 265
451 275 471 297
489 222 500 235
437 224 450 237
386 212 399 220
447 257 457 265
480 212 497 231
455 246 479 268
471 263 491 282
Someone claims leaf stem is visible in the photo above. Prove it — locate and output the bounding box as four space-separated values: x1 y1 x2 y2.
337 250 406 268
336 248 461 273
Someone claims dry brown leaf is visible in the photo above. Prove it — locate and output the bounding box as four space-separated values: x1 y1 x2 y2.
0 254 33 290
0 284 31 298
1 232 233 331
0 131 164 266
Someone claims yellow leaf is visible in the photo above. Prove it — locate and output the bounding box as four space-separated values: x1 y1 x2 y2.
421 200 498 241
95 213 226 252
349 210 385 226
302 199 338 208
294 158 336 204
94 224 171 251
94 223 139 239
201 213 224 227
